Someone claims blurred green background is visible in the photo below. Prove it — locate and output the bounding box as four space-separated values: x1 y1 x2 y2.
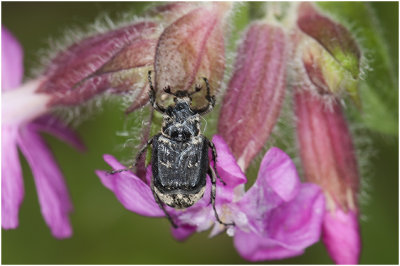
2 2 398 264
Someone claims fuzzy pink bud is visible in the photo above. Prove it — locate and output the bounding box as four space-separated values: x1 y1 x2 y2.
217 22 287 171
154 3 232 107
295 89 361 264
297 2 361 107
37 21 161 112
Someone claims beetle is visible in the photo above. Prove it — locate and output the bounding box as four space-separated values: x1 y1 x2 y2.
109 71 233 228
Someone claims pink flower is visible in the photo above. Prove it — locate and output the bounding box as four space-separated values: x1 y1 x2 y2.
295 90 361 264
293 3 363 263
216 3 363 263
96 135 325 261
1 27 84 238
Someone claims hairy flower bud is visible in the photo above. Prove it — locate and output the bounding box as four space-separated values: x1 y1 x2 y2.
295 91 359 212
154 2 232 108
293 4 363 263
218 22 287 171
297 2 361 107
295 90 361 264
37 21 161 111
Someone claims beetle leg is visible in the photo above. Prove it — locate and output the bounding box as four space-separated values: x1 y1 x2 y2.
203 77 215 106
107 137 153 175
202 77 216 112
208 140 226 186
208 167 235 227
151 184 178 228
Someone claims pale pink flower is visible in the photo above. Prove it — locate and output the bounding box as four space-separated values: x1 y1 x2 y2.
2 27 84 238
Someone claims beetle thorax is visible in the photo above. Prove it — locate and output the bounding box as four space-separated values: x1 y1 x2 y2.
162 98 200 141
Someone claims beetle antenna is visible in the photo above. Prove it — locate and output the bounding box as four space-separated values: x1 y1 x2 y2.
148 70 155 92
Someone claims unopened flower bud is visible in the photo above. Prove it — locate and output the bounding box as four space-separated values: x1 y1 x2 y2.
293 5 363 262
37 21 161 111
218 22 287 171
154 2 232 108
295 89 360 264
297 2 361 107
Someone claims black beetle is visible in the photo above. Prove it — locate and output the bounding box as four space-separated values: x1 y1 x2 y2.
110 71 233 228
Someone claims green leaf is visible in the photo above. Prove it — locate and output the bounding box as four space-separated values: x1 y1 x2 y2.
317 2 398 135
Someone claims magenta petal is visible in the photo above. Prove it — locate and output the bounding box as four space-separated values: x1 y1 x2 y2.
211 135 246 187
267 183 325 249
1 125 24 229
96 155 164 217
32 115 85 152
234 229 304 261
17 126 73 239
239 147 300 217
2 27 23 91
171 224 196 241
259 147 300 202
234 183 324 261
322 208 360 264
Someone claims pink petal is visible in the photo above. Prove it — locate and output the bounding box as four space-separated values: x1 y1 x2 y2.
234 229 304 261
260 147 300 202
32 115 85 151
1 27 23 91
2 79 51 126
322 207 361 264
1 125 24 229
218 23 287 171
211 135 247 188
171 224 197 241
234 184 324 261
267 183 325 249
239 147 300 219
96 154 164 217
17 125 73 239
